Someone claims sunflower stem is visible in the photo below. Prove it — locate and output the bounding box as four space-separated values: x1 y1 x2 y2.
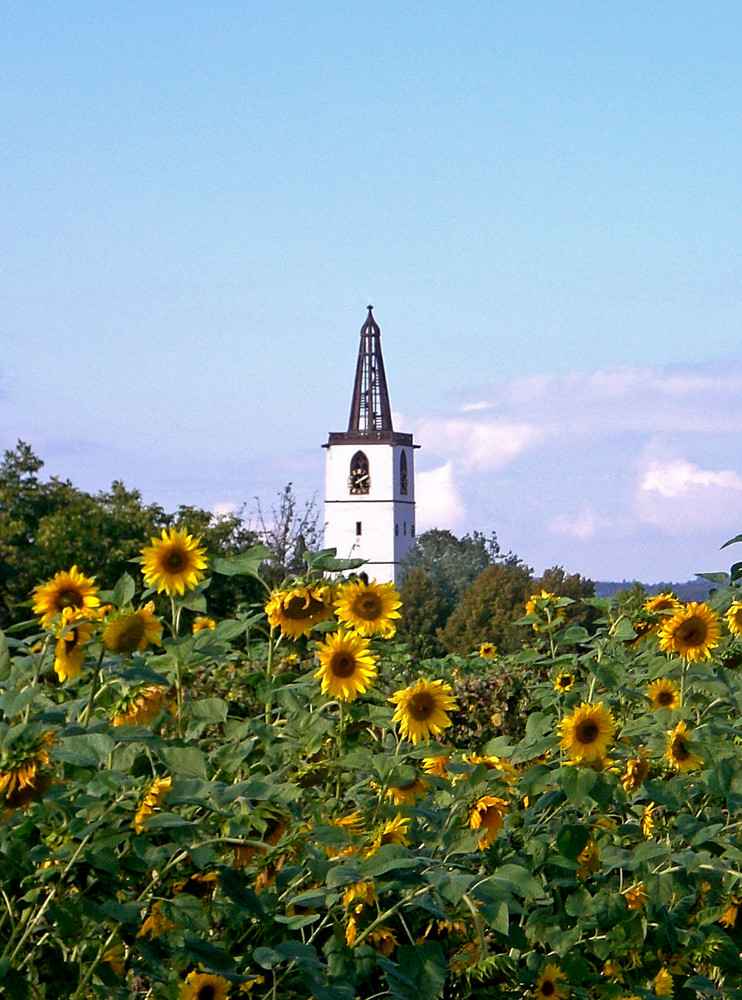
80 645 106 727
335 700 345 802
680 657 689 709
23 637 49 722
265 629 276 724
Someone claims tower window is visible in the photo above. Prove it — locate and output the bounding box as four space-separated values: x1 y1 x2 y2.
400 450 408 494
403 521 407 535
395 524 399 536
356 521 362 536
348 451 370 494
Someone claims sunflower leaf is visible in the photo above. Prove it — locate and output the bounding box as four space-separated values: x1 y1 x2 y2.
212 546 272 578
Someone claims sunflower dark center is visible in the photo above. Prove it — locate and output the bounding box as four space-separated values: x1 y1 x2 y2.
355 594 382 620
64 631 79 653
408 693 435 721
676 617 707 646
575 720 599 744
673 738 690 761
57 589 83 610
541 982 556 997
657 690 674 706
197 987 216 1000
108 615 146 653
331 653 357 678
164 550 187 572
285 595 324 620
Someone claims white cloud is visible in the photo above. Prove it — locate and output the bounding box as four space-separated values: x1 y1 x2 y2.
416 462 465 530
212 501 239 516
640 460 742 498
416 418 542 470
549 511 601 540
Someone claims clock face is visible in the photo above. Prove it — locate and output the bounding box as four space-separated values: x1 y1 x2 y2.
348 468 370 494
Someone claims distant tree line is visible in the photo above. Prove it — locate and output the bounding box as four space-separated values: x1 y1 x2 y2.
396 528 596 658
0 441 319 629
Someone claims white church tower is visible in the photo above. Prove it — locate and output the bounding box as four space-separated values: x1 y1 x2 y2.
323 306 417 584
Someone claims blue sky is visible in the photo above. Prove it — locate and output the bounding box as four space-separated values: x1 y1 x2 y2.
3 2 742 583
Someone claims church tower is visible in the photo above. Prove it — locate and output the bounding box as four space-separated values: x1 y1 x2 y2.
323 307 417 583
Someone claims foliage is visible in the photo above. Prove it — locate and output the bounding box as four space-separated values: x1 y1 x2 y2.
6 527 742 998
249 483 321 585
439 560 534 655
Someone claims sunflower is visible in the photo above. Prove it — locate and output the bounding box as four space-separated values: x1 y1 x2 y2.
621 748 649 792
647 678 680 711
368 927 398 956
422 754 451 777
179 971 230 1000
623 883 648 910
642 802 656 837
113 685 170 727
54 609 94 682
653 967 673 996
334 578 402 638
720 899 740 928
141 527 208 596
137 899 176 939
192 615 217 633
133 775 173 833
665 720 703 772
389 678 457 744
32 566 100 625
0 731 55 809
463 753 519 783
469 795 508 848
367 815 409 855
102 942 125 976
314 629 378 701
554 672 574 693
386 775 429 806
644 593 681 615
525 590 564 631
103 602 162 654
725 601 742 637
534 962 568 999
478 642 496 659
265 584 335 639
577 839 600 879
658 602 721 661
559 702 616 764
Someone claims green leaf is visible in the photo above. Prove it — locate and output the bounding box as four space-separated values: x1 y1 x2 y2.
159 746 208 779
111 572 136 608
721 535 742 550
188 698 228 725
183 936 236 973
180 591 207 613
556 825 591 861
212 545 272 577
55 733 115 767
303 548 366 572
491 864 544 899
0 629 10 681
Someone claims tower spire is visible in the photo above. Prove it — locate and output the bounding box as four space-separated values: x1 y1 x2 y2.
347 305 394 433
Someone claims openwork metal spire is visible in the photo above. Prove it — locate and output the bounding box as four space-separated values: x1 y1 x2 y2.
347 306 394 433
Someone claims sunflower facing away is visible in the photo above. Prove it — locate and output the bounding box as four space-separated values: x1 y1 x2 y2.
334 578 402 638
647 678 680 711
469 795 509 849
534 962 568 999
665 720 703 772
314 629 378 701
658 602 721 661
0 731 55 810
141 527 208 596
32 566 100 625
113 685 170 727
389 678 458 744
725 601 742 637
133 775 173 833
265 584 335 639
367 815 410 855
54 609 94 682
179 970 231 1000
559 701 616 764
103 603 162 654
621 748 649 792
386 775 429 806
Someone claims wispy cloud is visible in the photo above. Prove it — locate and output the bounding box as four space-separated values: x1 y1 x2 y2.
416 462 465 530
640 460 742 499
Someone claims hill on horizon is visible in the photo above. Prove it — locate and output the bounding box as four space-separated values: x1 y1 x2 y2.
594 579 716 602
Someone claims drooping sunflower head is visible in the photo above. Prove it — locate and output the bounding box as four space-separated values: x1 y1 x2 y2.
314 628 378 701
32 566 100 625
725 601 742 638
367 815 409 855
658 602 721 662
478 642 496 659
654 967 674 996
469 795 508 849
54 609 94 682
534 962 568 999
559 701 616 764
0 730 55 810
623 883 648 910
665 720 703 772
103 602 162 654
265 584 335 639
385 775 429 806
554 672 574 693
334 579 402 638
179 970 231 1000
389 678 458 744
647 677 680 711
113 684 170 727
140 527 208 596
644 593 681 615
192 615 217 634
421 754 451 777
621 747 649 792
525 590 565 632
133 775 173 833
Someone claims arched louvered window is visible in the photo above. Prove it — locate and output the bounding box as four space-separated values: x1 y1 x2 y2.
348 451 370 495
399 450 408 495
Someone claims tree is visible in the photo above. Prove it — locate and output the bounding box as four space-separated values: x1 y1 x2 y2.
396 567 451 659
250 483 321 584
439 559 534 655
535 565 597 631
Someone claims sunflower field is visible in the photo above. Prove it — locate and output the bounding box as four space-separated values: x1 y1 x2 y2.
4 529 742 1000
